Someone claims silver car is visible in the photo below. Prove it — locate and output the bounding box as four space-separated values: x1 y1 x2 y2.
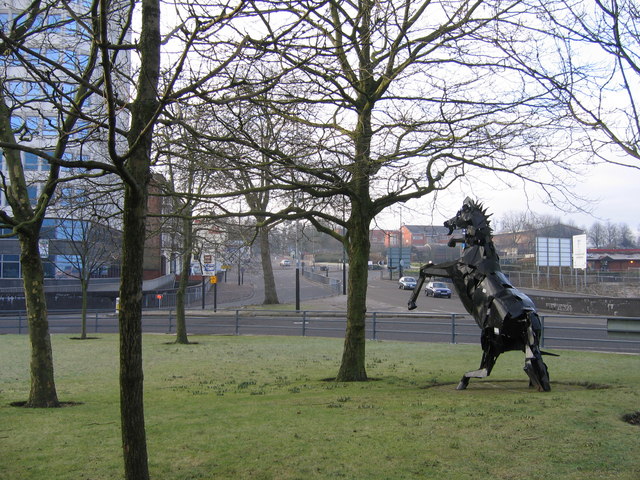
398 276 417 290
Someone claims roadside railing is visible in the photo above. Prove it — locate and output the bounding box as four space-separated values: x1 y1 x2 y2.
0 309 638 354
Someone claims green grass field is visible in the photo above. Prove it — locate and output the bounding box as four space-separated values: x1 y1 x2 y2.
1 334 638 479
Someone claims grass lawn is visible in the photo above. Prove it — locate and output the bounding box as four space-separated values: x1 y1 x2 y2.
1 334 638 479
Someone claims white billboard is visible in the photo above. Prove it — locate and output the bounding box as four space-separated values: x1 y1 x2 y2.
536 237 572 267
572 234 587 269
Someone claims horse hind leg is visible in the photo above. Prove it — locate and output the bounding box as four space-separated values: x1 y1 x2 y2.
523 323 551 392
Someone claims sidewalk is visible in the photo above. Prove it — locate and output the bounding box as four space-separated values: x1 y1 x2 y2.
301 294 407 312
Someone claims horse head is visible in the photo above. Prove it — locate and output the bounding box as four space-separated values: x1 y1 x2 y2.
444 197 492 245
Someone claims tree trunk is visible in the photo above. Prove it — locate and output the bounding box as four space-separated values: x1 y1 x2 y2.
336 211 370 381
116 0 160 476
259 226 279 304
118 184 150 480
2 89 59 407
21 233 60 407
175 215 192 344
336 93 373 381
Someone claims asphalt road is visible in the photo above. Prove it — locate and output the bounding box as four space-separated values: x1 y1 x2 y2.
1 263 638 354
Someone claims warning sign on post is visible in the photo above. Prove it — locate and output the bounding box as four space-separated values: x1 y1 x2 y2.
210 275 218 284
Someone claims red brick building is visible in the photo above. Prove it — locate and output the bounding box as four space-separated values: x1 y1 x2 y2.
587 249 640 272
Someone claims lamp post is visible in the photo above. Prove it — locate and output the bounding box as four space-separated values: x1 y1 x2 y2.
295 218 300 311
399 207 403 279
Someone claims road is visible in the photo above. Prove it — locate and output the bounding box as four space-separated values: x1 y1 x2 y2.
1 263 638 354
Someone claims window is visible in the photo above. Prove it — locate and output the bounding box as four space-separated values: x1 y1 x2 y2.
10 116 23 132
61 50 75 70
26 116 39 134
55 255 81 278
23 82 42 101
77 54 89 69
7 81 24 99
43 117 57 136
43 48 59 64
41 219 58 239
66 18 76 35
58 219 86 241
43 83 55 96
24 152 39 170
71 120 91 140
1 255 20 278
41 151 52 172
46 14 62 32
27 185 38 205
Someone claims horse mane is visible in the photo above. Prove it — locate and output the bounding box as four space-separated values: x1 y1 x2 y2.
463 198 493 242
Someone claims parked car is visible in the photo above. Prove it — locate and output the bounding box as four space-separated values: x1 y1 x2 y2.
280 259 292 267
398 276 417 290
424 281 452 298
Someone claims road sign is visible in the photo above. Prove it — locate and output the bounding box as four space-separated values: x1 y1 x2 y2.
572 234 587 269
210 275 217 284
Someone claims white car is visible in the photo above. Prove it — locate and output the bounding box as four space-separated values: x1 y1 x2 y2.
280 259 292 267
398 276 417 290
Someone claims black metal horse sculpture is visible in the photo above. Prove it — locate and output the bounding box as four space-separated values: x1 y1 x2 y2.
408 198 552 391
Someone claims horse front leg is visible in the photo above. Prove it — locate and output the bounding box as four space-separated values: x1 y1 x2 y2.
407 261 457 310
457 330 499 390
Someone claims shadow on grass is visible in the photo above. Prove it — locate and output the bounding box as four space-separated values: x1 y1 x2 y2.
9 401 83 408
420 379 612 391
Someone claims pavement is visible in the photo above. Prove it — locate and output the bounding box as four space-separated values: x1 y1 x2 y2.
205 275 405 312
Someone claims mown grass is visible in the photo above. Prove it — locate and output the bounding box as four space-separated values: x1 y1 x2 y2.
1 334 638 480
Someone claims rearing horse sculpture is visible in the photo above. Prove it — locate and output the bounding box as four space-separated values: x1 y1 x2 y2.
408 198 551 391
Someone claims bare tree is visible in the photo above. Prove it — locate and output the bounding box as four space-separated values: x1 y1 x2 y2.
619 223 637 248
219 0 586 381
52 208 121 339
154 118 223 343
0 0 113 407
525 0 640 168
588 221 607 248
589 220 637 248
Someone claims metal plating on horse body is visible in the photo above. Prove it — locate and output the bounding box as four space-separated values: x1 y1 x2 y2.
408 198 552 391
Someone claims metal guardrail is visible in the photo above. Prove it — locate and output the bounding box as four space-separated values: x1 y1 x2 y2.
0 309 638 354
303 270 342 293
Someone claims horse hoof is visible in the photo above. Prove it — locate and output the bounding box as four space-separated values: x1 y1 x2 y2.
456 378 469 390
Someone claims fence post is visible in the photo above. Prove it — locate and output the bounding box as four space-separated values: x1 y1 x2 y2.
18 312 23 334
94 312 99 333
539 315 545 348
451 314 457 344
168 310 173 333
372 312 377 340
235 310 240 335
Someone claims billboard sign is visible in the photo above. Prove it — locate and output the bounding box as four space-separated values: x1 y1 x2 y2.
536 237 572 267
387 247 411 268
572 234 587 269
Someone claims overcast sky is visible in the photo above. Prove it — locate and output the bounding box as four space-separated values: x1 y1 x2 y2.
375 161 640 234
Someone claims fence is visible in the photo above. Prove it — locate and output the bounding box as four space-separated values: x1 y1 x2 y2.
303 269 343 294
141 282 207 309
503 269 640 296
1 309 638 354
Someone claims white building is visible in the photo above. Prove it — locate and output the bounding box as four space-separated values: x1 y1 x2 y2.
0 0 130 287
